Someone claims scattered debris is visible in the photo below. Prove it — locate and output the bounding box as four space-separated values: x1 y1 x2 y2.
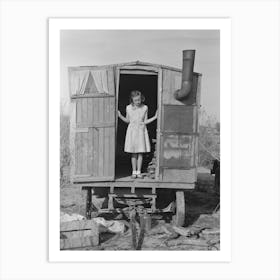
60 212 85 223
193 213 220 229
165 237 209 248
146 139 157 179
93 217 126 234
60 181 220 251
97 213 220 251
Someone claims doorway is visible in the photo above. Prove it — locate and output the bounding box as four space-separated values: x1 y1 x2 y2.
115 73 158 179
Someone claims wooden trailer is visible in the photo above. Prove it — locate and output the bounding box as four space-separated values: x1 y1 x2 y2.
68 50 201 226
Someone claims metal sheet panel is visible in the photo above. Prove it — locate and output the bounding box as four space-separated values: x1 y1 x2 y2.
162 168 196 183
159 69 200 183
163 105 195 133
161 134 194 168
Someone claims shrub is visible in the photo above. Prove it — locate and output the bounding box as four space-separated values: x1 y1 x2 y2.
198 109 220 169
60 113 70 186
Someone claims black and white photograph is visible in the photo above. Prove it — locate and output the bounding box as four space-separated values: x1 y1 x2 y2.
59 27 221 251
1 0 280 279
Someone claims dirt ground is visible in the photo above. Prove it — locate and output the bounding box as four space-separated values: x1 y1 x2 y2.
60 170 220 250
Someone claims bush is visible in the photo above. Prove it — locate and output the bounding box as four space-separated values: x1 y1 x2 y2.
60 113 70 186
198 109 220 169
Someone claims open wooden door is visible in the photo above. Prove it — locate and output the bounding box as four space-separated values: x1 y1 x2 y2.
69 67 116 182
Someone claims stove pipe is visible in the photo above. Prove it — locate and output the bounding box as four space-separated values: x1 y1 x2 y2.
174 50 196 101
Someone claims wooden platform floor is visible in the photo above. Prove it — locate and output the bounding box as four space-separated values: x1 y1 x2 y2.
115 173 157 182
78 171 195 189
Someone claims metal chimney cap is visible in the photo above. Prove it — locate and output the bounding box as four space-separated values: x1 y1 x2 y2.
183 50 196 59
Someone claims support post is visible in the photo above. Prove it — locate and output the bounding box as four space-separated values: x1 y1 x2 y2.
85 187 92 220
130 209 137 250
136 215 146 250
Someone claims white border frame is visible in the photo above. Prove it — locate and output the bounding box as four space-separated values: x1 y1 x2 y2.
49 18 231 262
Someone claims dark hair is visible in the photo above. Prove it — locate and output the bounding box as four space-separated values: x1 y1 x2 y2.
129 90 145 104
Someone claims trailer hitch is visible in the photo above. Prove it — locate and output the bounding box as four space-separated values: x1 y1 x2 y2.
128 203 150 250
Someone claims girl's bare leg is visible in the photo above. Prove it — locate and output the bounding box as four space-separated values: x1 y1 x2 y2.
131 153 137 172
137 153 143 173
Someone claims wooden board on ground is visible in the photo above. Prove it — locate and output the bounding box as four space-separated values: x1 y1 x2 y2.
60 219 99 250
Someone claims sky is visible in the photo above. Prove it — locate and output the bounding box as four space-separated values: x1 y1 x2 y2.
60 30 220 121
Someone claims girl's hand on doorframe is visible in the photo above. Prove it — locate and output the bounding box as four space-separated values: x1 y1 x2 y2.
154 110 158 119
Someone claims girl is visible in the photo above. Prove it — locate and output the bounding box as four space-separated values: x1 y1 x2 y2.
118 90 157 179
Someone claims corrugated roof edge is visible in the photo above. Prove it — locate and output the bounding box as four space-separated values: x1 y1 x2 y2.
68 61 202 76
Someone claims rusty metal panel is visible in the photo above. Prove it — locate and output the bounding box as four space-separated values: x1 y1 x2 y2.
159 70 200 182
160 134 194 168
162 105 195 133
162 168 196 183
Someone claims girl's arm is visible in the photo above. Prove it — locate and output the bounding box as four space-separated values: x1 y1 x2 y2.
144 109 158 125
118 110 130 123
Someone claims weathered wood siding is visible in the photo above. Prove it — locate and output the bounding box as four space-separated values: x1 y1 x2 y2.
159 69 201 183
60 219 99 249
68 62 201 185
69 68 116 182
74 96 115 178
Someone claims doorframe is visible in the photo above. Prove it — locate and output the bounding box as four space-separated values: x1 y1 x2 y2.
115 66 161 180
156 68 162 181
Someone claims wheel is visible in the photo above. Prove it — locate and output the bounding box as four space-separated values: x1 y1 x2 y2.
173 191 185 227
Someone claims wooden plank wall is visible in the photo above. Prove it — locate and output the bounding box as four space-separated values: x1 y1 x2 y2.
74 96 115 178
69 102 77 180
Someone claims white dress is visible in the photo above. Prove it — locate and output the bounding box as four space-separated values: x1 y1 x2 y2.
124 104 151 153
